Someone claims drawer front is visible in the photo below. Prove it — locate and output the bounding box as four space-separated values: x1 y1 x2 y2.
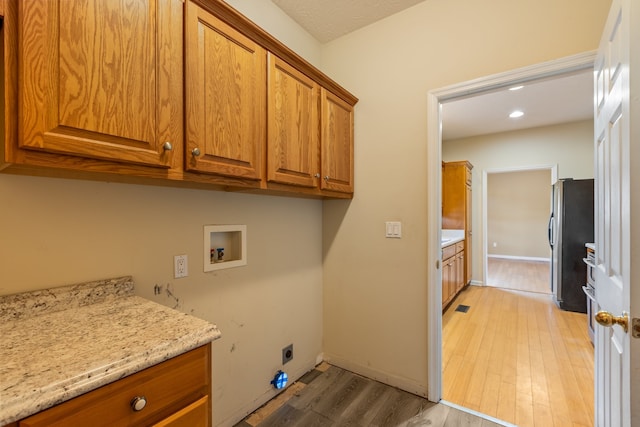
20 345 211 427
152 395 209 427
455 241 464 253
442 244 456 260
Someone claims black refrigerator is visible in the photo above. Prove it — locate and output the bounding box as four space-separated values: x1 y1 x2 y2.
548 178 594 313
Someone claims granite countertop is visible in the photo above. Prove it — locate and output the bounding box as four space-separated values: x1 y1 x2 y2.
0 276 221 425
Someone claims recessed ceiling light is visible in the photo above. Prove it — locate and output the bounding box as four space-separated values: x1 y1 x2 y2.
509 110 524 118
509 85 524 91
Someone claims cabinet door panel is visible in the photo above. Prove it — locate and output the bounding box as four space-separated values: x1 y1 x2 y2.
185 2 265 180
267 54 319 187
320 89 353 193
442 257 454 308
456 252 465 292
19 0 180 168
465 184 472 284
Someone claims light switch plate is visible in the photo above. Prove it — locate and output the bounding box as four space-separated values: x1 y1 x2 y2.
385 221 402 238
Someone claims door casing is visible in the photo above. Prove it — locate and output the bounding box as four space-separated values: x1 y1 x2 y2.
426 51 597 402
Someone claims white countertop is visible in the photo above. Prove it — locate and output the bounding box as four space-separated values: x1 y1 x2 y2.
441 229 464 248
0 276 221 425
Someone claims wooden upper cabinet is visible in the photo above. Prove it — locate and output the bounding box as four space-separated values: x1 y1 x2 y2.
184 1 266 180
5 0 356 197
320 89 354 194
267 54 319 188
19 0 182 168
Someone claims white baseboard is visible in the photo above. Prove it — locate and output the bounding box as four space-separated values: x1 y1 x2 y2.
487 254 550 263
323 353 429 399
470 280 484 286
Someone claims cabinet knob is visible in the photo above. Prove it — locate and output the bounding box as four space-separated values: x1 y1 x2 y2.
314 173 321 178
324 176 330 181
130 396 147 412
162 141 173 151
192 147 201 157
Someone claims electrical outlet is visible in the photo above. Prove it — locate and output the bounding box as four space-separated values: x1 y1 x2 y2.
282 344 293 365
174 255 188 278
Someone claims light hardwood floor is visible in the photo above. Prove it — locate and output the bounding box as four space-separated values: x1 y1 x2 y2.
443 285 594 427
234 363 505 427
486 258 551 294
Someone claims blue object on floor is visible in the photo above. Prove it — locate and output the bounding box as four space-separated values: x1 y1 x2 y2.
271 370 288 389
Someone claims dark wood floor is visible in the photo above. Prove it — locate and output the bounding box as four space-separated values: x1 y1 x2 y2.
234 363 505 427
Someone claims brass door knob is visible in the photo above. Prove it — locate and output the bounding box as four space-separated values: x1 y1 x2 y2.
595 311 629 332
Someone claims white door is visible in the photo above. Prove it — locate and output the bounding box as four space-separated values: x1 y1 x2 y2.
593 0 638 425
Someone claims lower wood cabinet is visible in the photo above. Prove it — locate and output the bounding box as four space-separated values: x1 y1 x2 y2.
442 241 466 310
442 254 455 308
17 344 211 427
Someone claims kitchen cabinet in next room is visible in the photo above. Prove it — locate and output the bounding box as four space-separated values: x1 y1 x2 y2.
443 161 473 285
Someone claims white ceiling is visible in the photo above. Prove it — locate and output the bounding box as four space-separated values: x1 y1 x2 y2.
441 70 594 141
268 0 594 141
270 0 426 43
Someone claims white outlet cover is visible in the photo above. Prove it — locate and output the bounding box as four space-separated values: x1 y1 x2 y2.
174 255 188 278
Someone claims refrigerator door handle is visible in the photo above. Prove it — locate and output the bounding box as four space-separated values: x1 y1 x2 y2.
548 212 554 248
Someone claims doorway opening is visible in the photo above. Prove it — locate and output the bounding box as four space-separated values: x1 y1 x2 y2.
427 52 596 425
483 166 556 295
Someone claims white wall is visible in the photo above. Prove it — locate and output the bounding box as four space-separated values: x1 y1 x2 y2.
0 2 323 426
320 0 609 396
444 120 594 283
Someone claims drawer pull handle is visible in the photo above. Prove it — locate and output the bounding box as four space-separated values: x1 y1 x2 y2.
131 396 147 412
